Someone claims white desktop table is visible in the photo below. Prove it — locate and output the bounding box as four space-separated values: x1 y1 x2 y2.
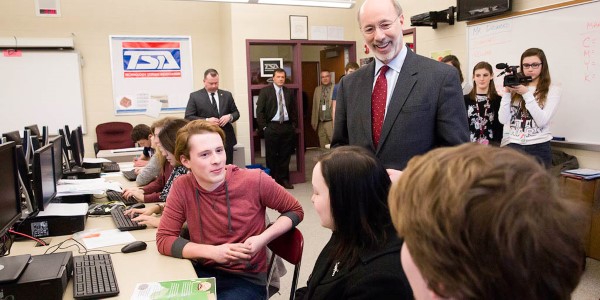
9 171 197 299
96 148 144 163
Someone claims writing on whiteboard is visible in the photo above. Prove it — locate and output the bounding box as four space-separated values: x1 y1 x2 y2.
582 21 599 83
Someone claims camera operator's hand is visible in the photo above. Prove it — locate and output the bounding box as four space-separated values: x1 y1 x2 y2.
505 85 528 95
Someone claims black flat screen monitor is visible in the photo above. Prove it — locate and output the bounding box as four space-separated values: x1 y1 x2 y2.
30 135 40 153
24 125 40 138
0 142 22 237
48 135 64 183
70 129 83 168
2 131 22 146
15 145 35 214
457 0 512 21
41 126 49 146
76 126 84 156
32 144 56 212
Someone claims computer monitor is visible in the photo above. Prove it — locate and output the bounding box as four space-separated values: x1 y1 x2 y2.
24 125 40 138
15 145 36 215
41 126 49 146
76 126 85 155
22 129 31 165
70 128 84 168
64 125 72 145
1 131 22 146
32 144 56 212
58 129 71 164
0 142 22 237
30 135 40 153
48 135 64 183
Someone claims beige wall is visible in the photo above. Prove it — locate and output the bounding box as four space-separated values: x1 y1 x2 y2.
2 0 598 168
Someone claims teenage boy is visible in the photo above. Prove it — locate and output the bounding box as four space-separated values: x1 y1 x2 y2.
156 120 304 299
131 124 153 167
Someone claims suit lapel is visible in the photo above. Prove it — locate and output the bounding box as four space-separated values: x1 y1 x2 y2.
377 50 418 154
358 62 376 150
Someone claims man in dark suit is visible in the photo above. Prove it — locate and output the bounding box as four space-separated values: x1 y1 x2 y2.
332 0 469 177
185 69 240 164
256 68 297 189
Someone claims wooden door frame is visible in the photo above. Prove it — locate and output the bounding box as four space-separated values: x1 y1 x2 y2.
246 39 356 183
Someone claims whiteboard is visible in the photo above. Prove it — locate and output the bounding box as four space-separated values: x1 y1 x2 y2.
467 0 600 145
0 50 86 136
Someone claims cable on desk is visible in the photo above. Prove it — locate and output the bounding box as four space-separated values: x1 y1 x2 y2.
9 228 47 246
44 238 119 255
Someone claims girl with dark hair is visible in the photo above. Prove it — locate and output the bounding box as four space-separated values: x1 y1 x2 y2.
124 118 189 227
442 54 473 95
499 48 560 167
465 61 503 145
295 146 413 300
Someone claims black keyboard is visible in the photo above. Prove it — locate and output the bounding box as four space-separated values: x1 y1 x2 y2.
110 206 146 231
105 190 137 205
73 254 119 299
122 169 137 181
102 162 120 172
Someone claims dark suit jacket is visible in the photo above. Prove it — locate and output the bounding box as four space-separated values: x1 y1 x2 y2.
184 88 239 147
296 232 413 300
331 49 469 170
256 84 297 131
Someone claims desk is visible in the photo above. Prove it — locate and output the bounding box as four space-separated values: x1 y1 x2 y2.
8 171 197 299
97 149 143 163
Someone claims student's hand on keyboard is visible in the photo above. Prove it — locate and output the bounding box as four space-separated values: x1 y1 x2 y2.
124 206 159 217
134 167 142 175
131 214 160 228
133 159 148 168
122 187 143 201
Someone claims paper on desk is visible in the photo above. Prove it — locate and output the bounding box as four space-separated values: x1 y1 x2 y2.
83 157 112 163
37 203 88 217
144 99 163 118
56 178 122 196
101 172 125 179
79 229 136 249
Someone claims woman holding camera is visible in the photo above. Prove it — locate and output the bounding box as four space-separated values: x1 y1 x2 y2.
465 61 503 145
498 48 560 167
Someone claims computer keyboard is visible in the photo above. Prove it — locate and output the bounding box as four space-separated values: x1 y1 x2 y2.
102 162 120 173
122 169 137 181
73 254 119 299
105 190 137 205
110 206 146 231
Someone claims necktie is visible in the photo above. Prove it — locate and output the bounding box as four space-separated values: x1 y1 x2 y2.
278 88 284 123
210 92 219 115
371 65 389 148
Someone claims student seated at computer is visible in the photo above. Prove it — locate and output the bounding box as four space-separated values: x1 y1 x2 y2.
135 117 176 186
124 119 189 227
388 143 587 300
295 146 413 300
131 124 154 168
156 120 304 299
123 117 182 202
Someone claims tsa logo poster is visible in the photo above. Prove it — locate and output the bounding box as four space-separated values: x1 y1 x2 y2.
110 36 193 115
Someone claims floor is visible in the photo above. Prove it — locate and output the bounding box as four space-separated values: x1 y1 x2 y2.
266 148 600 300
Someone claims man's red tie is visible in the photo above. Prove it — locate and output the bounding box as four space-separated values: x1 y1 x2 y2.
371 65 389 148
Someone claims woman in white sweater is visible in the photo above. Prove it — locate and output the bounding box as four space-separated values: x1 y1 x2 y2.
498 48 560 167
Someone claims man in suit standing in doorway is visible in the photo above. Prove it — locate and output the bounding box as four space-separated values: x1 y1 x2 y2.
331 0 469 178
185 68 240 164
256 68 297 189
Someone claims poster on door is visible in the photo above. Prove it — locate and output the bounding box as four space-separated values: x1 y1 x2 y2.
109 35 194 115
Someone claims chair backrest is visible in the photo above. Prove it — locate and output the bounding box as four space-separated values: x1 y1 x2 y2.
95 122 134 151
267 227 304 300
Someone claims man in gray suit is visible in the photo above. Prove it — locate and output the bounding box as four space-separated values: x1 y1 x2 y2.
185 69 240 164
332 0 469 176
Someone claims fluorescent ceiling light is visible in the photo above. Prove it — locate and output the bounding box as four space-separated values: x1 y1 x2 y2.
257 0 354 9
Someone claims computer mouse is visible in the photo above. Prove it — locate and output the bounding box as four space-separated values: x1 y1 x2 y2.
129 203 145 209
121 241 147 253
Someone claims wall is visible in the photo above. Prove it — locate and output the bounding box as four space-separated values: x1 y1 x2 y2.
2 0 597 168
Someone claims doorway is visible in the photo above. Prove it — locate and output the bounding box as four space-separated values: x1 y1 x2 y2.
246 40 356 184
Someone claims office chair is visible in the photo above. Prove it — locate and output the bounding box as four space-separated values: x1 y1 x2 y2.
94 122 134 155
267 227 304 300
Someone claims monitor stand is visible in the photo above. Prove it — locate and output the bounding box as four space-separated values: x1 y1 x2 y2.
0 254 31 283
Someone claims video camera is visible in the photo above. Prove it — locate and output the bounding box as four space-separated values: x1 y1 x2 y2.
496 63 533 87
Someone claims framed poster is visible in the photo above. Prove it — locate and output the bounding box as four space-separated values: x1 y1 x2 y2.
290 15 308 40
260 58 283 78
